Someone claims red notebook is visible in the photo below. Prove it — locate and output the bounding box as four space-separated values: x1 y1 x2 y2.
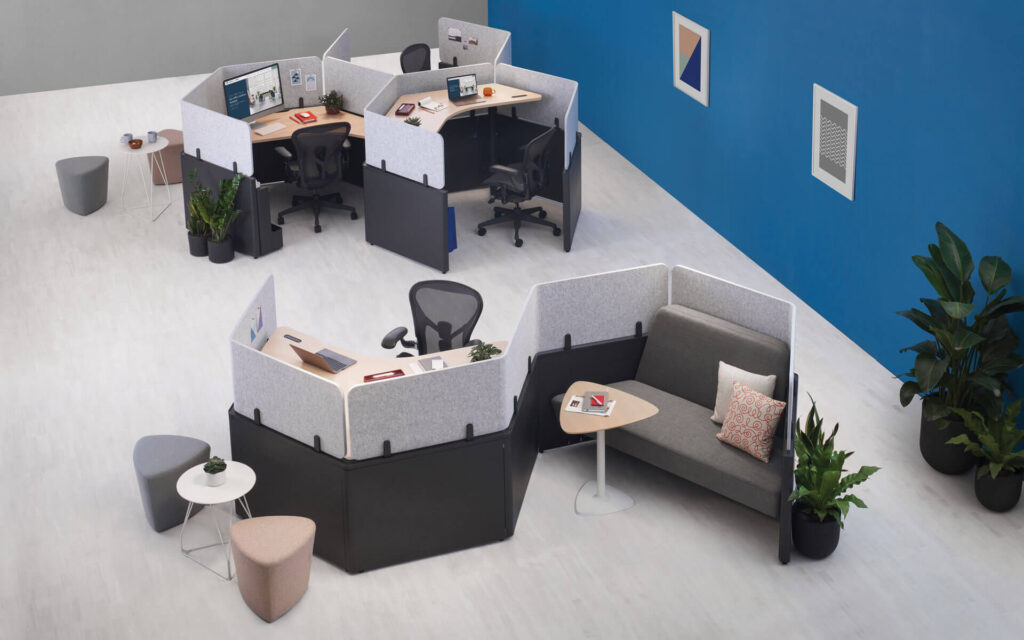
363 369 405 383
291 111 318 124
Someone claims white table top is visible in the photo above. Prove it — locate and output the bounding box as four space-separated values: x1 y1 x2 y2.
120 136 168 155
176 460 256 505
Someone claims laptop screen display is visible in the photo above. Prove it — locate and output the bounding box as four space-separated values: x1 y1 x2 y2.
446 74 477 101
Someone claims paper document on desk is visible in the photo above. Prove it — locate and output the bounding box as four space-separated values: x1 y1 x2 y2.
418 97 446 113
564 395 616 416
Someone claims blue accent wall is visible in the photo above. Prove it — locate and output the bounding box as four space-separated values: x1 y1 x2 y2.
490 1 1024 396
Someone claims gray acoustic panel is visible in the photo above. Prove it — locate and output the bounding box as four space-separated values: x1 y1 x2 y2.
364 112 445 187
500 290 539 426
229 275 277 348
181 99 253 176
534 264 670 352
345 357 505 460
323 28 351 62
323 58 393 116
437 18 511 67
495 64 579 169
182 69 227 110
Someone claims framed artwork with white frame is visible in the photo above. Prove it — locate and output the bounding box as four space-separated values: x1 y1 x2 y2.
812 83 858 200
672 12 709 107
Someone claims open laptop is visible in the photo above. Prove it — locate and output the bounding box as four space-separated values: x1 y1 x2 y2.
290 344 356 374
447 73 484 105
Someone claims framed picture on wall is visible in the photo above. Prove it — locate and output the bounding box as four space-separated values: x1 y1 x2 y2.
672 11 709 106
811 84 858 200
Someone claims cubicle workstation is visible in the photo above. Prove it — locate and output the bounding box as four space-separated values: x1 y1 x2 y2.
362 62 581 272
228 264 797 572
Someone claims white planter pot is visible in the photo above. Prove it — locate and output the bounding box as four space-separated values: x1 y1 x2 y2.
206 471 226 487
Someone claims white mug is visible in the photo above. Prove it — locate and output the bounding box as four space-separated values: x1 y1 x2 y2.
121 133 133 144
147 131 158 143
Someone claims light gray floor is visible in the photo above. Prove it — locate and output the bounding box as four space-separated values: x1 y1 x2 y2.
1 61 1019 639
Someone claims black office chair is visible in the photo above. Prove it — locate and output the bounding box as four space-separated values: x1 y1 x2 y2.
400 43 431 73
476 125 561 247
274 122 357 233
381 281 483 357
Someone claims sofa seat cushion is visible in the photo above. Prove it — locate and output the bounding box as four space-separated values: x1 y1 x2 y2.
604 380 785 518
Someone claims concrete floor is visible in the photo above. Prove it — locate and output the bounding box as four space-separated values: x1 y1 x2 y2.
0 55 1019 639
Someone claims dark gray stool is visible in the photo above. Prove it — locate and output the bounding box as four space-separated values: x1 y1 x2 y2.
56 156 108 215
133 435 210 532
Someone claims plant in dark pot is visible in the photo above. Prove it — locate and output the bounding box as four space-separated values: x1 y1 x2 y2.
948 399 1024 512
185 170 211 256
204 456 228 487
190 171 243 264
319 90 344 115
789 399 879 559
898 222 1024 474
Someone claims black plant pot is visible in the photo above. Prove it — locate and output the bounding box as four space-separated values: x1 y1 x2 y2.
974 468 1023 512
792 506 841 559
187 233 208 257
208 236 234 264
919 412 974 475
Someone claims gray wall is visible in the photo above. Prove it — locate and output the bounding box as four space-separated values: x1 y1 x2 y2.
0 0 487 96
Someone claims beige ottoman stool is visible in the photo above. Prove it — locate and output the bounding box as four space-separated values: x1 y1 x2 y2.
152 129 184 184
230 516 316 622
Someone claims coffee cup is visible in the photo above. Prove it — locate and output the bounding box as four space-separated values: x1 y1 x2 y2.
147 131 158 143
121 133 133 144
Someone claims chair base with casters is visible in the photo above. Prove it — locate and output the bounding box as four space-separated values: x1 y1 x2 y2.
276 192 357 234
477 199 561 248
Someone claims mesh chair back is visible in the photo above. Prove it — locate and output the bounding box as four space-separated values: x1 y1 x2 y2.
400 43 431 73
291 122 350 190
522 125 559 197
409 280 483 354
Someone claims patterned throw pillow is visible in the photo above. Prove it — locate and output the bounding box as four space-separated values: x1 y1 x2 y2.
717 381 786 463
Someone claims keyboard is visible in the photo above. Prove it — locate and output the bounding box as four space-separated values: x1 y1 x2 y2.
252 122 286 136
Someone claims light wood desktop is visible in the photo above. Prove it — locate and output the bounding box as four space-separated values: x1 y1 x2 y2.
386 83 542 133
261 326 506 392
250 106 366 144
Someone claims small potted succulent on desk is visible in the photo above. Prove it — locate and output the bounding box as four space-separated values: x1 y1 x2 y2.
789 399 879 559
949 399 1024 512
469 342 502 362
188 170 243 264
204 456 228 487
319 90 344 115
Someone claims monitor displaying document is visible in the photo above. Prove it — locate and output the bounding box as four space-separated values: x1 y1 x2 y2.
224 63 284 120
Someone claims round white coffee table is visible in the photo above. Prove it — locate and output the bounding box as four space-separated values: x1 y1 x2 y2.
176 460 256 580
119 136 172 221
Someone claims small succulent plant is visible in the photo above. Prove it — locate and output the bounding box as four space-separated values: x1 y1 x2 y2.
204 456 227 474
469 343 502 362
404 116 422 127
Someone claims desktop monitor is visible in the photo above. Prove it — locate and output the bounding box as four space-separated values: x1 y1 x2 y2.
224 63 285 121
446 74 477 101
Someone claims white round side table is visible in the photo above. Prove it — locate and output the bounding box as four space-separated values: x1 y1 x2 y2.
176 460 256 580
119 136 172 221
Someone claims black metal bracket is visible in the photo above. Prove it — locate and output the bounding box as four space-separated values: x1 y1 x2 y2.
423 174 429 186
513 395 519 414
381 159 386 172
635 321 643 338
527 355 533 373
299 97 304 108
564 334 572 351
253 408 261 425
554 116 560 128
465 424 474 441
232 161 238 174
511 107 517 120
314 435 322 452
383 440 392 457
195 148 201 161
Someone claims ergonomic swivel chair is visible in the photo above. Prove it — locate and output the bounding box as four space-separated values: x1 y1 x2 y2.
476 124 561 247
381 281 483 357
400 43 431 73
274 122 357 233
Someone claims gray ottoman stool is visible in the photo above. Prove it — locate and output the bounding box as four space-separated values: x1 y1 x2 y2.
133 435 210 532
56 156 108 215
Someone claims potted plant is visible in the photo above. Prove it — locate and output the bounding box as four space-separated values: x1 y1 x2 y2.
404 116 422 127
319 90 344 115
949 399 1024 512
190 171 243 264
897 222 1024 474
789 399 879 559
185 170 211 256
204 456 228 486
469 342 502 362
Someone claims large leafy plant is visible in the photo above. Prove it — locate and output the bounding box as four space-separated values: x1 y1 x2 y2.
789 399 880 526
898 222 1024 427
948 399 1024 479
187 169 243 243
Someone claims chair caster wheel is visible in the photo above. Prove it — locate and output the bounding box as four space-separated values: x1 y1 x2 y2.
351 212 359 220
477 227 487 236
277 216 284 225
553 227 561 236
314 225 322 233
515 238 523 247
538 211 547 219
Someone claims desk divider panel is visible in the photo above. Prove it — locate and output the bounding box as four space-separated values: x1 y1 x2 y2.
499 289 540 426
670 265 797 447
438 18 511 67
182 70 253 175
323 59 394 116
323 28 351 63
495 64 579 169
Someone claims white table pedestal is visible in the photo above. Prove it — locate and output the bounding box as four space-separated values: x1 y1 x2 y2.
574 430 635 515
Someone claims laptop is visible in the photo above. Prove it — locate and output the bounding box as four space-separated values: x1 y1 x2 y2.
290 344 356 373
446 73 484 105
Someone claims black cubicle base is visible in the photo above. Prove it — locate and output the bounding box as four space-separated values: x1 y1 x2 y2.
363 164 450 273
181 153 282 258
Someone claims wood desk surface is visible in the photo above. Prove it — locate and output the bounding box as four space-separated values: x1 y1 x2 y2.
250 106 366 143
261 327 506 392
559 381 659 435
386 83 542 133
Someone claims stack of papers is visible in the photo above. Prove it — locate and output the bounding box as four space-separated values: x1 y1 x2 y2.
564 395 616 417
418 97 446 113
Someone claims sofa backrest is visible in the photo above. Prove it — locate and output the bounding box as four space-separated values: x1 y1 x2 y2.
636 305 790 410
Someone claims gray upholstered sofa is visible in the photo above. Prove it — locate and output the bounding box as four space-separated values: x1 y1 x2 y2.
556 303 797 563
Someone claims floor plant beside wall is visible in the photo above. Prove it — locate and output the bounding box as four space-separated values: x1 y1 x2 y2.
897 222 1024 474
949 399 1024 512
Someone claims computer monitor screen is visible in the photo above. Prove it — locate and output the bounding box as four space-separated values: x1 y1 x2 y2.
223 63 284 120
446 74 477 101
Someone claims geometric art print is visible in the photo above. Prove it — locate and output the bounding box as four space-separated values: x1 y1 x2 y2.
673 12 709 106
812 83 858 200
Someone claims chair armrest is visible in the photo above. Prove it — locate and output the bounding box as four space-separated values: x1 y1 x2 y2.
488 164 521 178
382 327 408 349
274 146 293 160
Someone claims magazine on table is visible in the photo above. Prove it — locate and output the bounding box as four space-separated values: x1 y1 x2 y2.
564 392 615 416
